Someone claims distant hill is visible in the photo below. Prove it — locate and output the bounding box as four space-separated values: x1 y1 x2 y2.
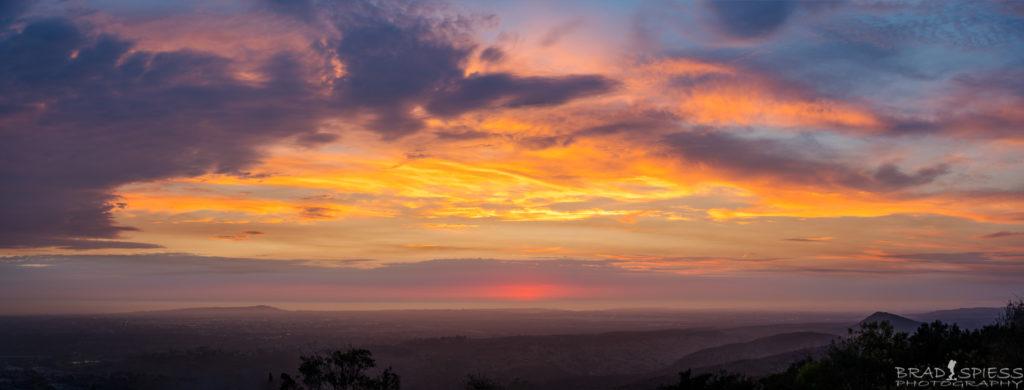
126 305 288 317
703 345 829 377
860 312 921 334
909 307 1003 330
666 331 838 372
619 333 836 389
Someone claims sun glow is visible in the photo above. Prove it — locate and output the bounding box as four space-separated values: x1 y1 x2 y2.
479 284 580 301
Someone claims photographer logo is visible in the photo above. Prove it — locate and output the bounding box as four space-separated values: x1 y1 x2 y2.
895 360 1023 388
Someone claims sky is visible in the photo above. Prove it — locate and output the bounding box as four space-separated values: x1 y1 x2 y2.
0 0 1022 314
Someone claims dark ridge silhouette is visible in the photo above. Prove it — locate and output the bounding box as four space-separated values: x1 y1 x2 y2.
618 332 836 389
909 307 1003 329
698 345 830 377
667 332 838 372
619 345 831 390
127 305 289 317
860 311 921 334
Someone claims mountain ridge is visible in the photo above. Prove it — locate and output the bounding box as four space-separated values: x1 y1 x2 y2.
860 311 922 333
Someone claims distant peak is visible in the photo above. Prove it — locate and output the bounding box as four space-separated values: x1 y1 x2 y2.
131 305 288 315
865 311 895 318
175 305 286 311
862 311 915 322
248 305 284 311
860 312 921 333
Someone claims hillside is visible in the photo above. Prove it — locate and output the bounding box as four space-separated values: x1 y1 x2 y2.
910 307 1003 329
666 332 838 372
385 328 743 389
619 332 837 389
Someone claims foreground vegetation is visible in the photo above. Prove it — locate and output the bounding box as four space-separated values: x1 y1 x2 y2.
276 300 1023 389
279 349 400 390
661 300 1024 390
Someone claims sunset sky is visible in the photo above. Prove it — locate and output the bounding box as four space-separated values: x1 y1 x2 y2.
1 0 1022 314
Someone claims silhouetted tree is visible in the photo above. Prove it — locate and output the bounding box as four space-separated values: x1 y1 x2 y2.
279 348 400 390
906 321 980 367
983 298 1024 366
758 357 812 389
827 320 908 389
756 299 1024 389
999 298 1024 329
660 369 757 390
281 373 300 390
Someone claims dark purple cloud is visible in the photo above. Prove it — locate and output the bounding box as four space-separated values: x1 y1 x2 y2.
0 0 28 29
975 231 1024 240
953 66 1024 99
428 74 613 117
329 17 614 138
330 22 471 138
478 46 505 63
434 128 493 141
516 134 576 150
514 113 680 150
29 238 163 251
0 15 331 249
700 0 845 40
704 0 795 39
0 1 617 249
260 0 316 22
662 130 950 192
